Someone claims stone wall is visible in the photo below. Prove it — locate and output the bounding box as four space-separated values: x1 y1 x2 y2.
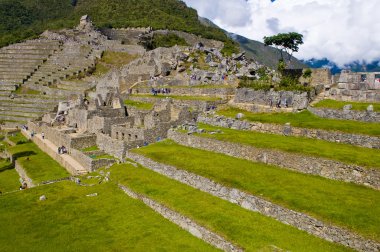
327 88 380 103
168 130 380 190
133 87 235 99
198 114 380 149
234 88 311 110
27 122 96 150
96 133 128 160
70 149 115 172
119 185 241 252
125 152 379 252
308 107 380 122
14 161 34 187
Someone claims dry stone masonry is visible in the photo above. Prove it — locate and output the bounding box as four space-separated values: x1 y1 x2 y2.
119 184 242 252
125 152 380 252
168 129 380 190
198 114 380 149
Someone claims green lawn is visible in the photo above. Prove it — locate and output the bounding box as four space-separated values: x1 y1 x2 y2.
8 142 69 184
134 140 380 241
314 99 380 112
196 123 380 169
124 99 154 110
217 108 380 136
7 132 30 145
0 159 20 193
0 182 216 251
110 163 350 251
131 94 222 102
81 146 99 152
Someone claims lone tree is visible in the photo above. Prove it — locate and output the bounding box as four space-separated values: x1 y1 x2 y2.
263 32 303 68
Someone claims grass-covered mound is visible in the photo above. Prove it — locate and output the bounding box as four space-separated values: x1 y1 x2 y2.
218 107 380 136
0 0 229 48
111 163 350 251
134 140 380 241
0 181 216 251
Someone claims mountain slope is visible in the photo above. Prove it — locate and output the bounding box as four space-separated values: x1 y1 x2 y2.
0 0 228 47
231 33 306 69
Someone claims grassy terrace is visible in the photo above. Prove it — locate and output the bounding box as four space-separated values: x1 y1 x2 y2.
7 135 69 183
134 141 380 241
111 164 349 251
217 108 380 136
0 159 19 193
314 99 380 112
196 123 380 169
124 100 154 110
131 94 222 102
0 182 216 251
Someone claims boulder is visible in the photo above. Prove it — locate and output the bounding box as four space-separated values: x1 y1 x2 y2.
236 113 245 119
39 195 47 201
367 105 374 112
343 104 352 111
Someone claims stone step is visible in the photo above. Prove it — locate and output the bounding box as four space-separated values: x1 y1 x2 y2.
0 49 56 55
5 43 61 51
0 104 51 113
0 84 18 91
0 59 44 64
0 68 37 73
0 95 61 104
0 63 40 69
0 108 41 118
0 78 24 84
0 100 56 108
0 113 37 122
0 73 31 79
0 90 11 94
0 54 48 60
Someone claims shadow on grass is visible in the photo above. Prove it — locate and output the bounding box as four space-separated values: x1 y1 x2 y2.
12 151 36 160
0 163 14 172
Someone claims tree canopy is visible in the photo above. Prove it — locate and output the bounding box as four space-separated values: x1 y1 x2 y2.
263 32 303 62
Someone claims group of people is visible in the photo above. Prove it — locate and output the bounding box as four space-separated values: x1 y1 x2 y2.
151 87 171 96
58 145 67 154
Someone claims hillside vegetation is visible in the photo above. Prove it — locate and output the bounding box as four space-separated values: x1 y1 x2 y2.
0 0 229 48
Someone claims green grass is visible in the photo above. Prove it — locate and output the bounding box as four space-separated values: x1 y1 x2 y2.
196 123 380 169
132 94 222 102
7 132 30 145
0 159 20 193
100 51 138 68
124 100 154 110
92 62 110 77
8 142 69 183
217 107 380 136
0 181 216 251
110 163 350 251
91 154 115 160
14 87 41 95
81 146 99 152
134 140 380 241
314 99 380 112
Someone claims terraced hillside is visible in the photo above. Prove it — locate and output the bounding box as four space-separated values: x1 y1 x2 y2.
1 81 380 251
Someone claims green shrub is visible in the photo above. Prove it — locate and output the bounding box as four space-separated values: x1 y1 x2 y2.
146 33 188 50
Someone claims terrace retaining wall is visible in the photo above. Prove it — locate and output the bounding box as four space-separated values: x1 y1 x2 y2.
197 114 380 149
308 107 380 123
168 130 380 190
125 151 380 252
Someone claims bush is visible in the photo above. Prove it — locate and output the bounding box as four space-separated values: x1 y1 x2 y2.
146 33 188 50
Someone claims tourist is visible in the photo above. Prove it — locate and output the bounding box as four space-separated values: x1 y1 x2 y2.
58 147 61 154
41 132 45 139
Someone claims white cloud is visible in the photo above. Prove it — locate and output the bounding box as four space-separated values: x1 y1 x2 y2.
184 0 380 66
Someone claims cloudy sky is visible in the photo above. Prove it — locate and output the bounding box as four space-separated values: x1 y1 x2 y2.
183 0 380 66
